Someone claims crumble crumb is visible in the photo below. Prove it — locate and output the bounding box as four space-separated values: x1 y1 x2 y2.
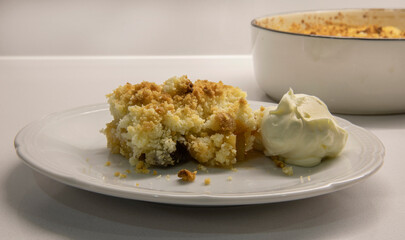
282 166 293 176
152 170 158 175
114 171 120 177
271 156 285 168
271 156 294 176
119 173 127 179
135 161 150 174
105 161 111 166
125 169 131 174
177 169 197 182
165 175 171 181
227 176 233 181
204 178 211 185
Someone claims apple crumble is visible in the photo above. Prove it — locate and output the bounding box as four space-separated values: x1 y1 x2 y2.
288 21 405 38
255 12 405 38
104 75 256 168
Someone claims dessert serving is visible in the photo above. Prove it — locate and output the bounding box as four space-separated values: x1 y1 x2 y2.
104 75 256 168
104 76 348 174
14 74 384 205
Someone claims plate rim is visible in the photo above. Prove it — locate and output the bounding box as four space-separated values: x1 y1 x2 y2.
14 101 385 206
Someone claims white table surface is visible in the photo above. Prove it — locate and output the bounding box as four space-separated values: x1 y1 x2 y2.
1 56 404 240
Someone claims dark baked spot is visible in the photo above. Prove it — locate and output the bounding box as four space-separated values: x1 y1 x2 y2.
170 142 194 164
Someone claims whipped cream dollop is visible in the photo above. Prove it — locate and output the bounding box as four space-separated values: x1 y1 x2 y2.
261 89 348 167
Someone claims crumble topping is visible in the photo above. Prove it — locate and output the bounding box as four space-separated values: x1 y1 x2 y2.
255 12 405 38
288 21 405 38
104 75 256 168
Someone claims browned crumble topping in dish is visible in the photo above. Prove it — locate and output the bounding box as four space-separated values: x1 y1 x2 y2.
288 22 405 38
255 12 405 38
104 75 256 168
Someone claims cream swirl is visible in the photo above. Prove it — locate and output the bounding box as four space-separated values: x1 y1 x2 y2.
261 89 348 167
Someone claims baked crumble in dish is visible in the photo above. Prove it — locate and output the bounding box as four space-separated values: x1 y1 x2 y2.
104 75 256 168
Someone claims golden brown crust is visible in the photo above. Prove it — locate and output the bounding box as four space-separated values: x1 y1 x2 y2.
288 22 405 38
215 112 236 132
256 13 405 38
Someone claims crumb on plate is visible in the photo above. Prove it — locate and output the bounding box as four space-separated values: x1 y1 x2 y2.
271 156 294 176
282 166 293 176
177 169 197 182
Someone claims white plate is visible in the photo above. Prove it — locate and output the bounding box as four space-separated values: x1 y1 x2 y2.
14 101 384 206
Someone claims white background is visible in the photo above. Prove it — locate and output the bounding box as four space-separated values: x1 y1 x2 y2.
1 1 405 239
1 0 404 56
